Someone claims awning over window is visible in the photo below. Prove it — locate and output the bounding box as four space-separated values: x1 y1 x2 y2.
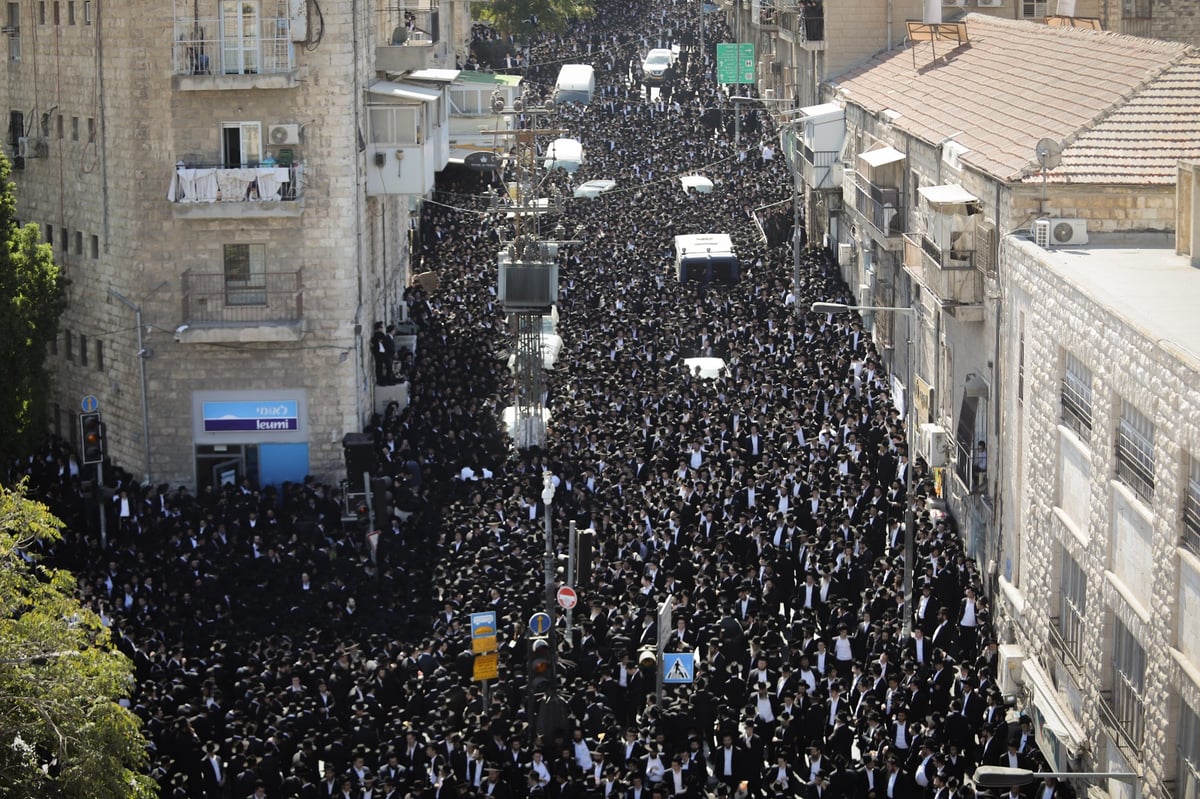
367 80 440 103
798 102 843 123
919 183 977 209
859 145 905 168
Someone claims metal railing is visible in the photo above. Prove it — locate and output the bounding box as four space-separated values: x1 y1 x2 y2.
182 268 304 324
1121 16 1153 38
172 17 295 76
853 172 905 236
170 163 301 204
376 4 439 45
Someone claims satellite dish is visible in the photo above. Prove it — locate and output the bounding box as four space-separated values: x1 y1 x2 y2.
1035 138 1062 170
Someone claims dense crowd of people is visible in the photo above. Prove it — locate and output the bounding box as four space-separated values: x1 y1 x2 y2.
8 1 1072 798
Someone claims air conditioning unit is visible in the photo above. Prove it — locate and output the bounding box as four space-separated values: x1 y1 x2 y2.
16 136 44 159
976 0 1003 6
763 88 776 101
1032 217 1088 247
918 423 948 468
997 644 1025 698
268 124 300 146
837 243 853 266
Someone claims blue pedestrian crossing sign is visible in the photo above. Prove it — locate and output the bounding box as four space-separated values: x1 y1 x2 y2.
663 653 695 684
529 612 552 637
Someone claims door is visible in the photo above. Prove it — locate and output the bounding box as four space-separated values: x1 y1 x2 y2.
220 1 260 75
222 122 261 168
211 457 241 488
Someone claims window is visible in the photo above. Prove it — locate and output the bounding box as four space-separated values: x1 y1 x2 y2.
71 116 78 141
220 1 261 75
45 223 53 244
1185 458 1200 556
78 333 87 366
223 243 267 305
221 121 261 168
1180 703 1200 799
5 3 18 61
1061 351 1093 439
87 117 95 142
64 328 72 360
1020 0 1048 17
1116 399 1155 502
67 1 74 24
59 227 68 251
369 105 422 146
1111 617 1146 748
1017 311 1025 405
1123 0 1151 18
1058 550 1085 662
95 339 103 371
8 110 23 148
38 2 44 25
83 0 90 24
55 114 63 139
49 333 57 356
52 1 59 25
73 230 82 255
89 233 98 258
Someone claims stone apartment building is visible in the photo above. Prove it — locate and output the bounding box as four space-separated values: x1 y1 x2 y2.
3 0 468 490
772 12 1200 794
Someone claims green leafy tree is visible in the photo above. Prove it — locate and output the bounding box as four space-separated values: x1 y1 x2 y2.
0 150 67 466
477 0 594 39
0 481 156 799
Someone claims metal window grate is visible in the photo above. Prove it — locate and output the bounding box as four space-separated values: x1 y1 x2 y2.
1178 703 1200 799
1112 617 1146 749
1060 351 1092 440
1058 551 1085 663
1185 458 1200 557
1116 400 1155 502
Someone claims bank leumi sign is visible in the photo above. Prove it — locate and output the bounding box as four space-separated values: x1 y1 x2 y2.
203 400 299 432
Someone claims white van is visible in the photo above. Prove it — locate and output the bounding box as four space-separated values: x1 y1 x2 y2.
674 233 738 284
555 64 595 105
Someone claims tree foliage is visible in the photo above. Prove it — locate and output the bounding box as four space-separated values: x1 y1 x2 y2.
477 0 595 39
0 481 155 799
0 150 67 466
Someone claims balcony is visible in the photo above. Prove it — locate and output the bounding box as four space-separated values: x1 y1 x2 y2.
169 162 304 219
801 146 840 191
180 269 305 344
903 233 983 306
775 0 824 48
172 17 301 91
375 4 450 72
753 0 779 30
853 172 905 246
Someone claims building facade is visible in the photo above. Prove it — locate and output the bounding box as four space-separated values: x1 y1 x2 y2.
4 0 463 489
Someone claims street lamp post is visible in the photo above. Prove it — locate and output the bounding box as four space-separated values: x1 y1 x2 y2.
541 471 558 672
812 301 918 638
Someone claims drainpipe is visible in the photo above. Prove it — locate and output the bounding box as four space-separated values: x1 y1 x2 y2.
107 288 153 485
887 0 894 51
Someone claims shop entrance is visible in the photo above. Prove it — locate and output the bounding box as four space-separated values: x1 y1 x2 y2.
195 444 259 493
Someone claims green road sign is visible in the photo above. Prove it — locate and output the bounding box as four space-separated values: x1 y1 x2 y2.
716 42 755 85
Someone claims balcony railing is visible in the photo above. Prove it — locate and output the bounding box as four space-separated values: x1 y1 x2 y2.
903 232 983 304
853 172 905 238
182 268 304 325
172 17 295 77
1121 16 1153 38
170 162 301 204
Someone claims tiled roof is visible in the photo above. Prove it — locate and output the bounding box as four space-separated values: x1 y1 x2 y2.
1035 53 1200 185
831 14 1194 183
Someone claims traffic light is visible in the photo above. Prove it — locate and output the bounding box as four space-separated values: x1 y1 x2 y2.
575 528 594 588
370 476 393 528
528 636 555 698
80 412 105 464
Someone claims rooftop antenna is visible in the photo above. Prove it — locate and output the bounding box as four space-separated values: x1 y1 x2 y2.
1035 137 1062 214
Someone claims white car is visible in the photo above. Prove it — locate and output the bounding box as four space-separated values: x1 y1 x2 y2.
641 49 675 83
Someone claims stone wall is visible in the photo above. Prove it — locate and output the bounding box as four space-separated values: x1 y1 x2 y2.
9 1 409 486
997 234 1200 793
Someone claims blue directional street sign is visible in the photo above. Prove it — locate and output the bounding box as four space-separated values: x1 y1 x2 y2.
663 653 695 684
81 395 99 413
529 612 552 637
470 611 498 640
